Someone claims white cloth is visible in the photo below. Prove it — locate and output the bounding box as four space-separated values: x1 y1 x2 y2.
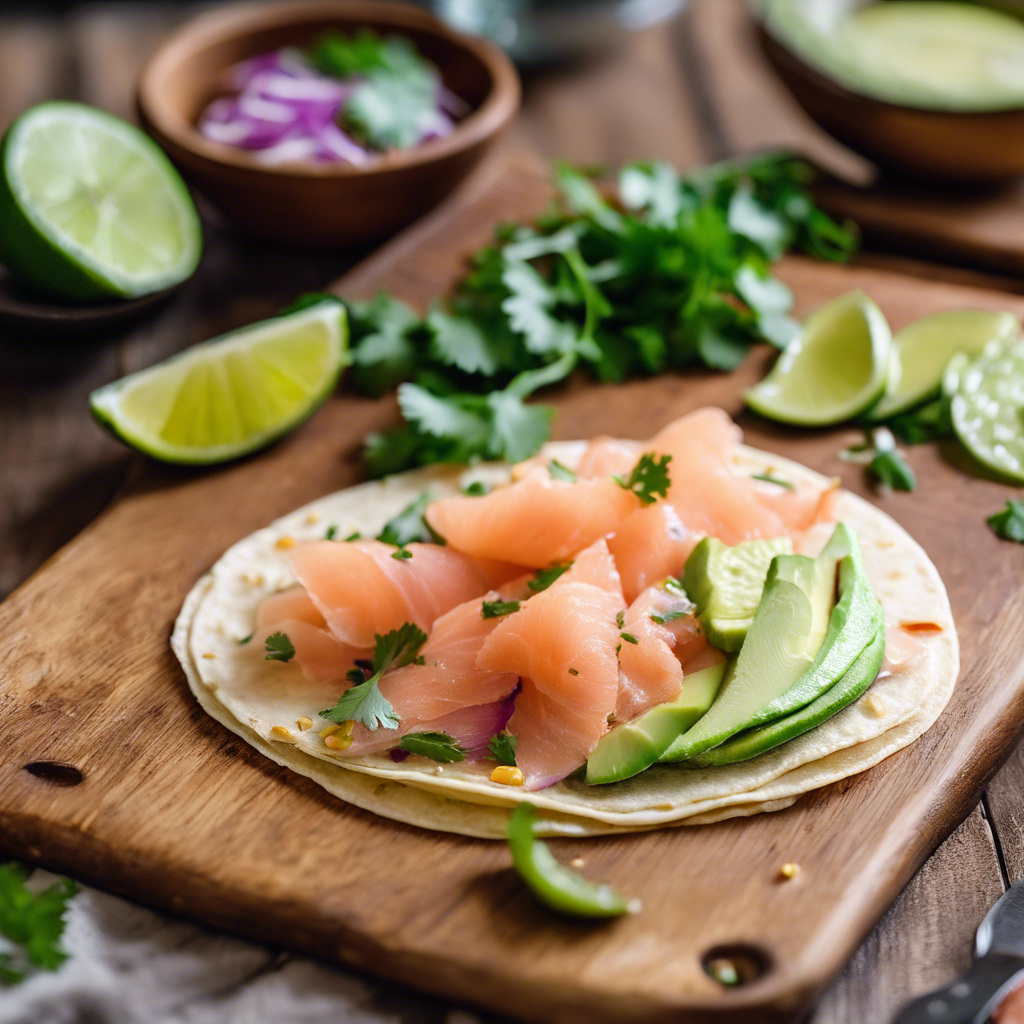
0 871 485 1024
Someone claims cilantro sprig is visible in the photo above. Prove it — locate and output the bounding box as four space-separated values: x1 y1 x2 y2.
0 863 77 984
482 599 521 619
989 500 1024 542
325 154 855 477
529 563 572 593
320 623 427 731
615 453 672 505
378 492 446 547
265 632 295 663
486 732 518 766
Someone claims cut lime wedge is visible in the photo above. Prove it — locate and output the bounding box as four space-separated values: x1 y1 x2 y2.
866 309 1019 422
745 290 892 427
0 102 202 301
90 302 348 465
950 336 1024 482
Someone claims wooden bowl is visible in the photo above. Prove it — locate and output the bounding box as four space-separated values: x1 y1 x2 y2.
137 0 520 248
757 22 1024 186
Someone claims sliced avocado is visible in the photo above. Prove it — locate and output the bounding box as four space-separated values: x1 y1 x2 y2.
683 536 793 652
661 548 836 763
584 663 726 785
692 626 885 766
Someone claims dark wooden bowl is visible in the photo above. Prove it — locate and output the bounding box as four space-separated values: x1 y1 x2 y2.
136 0 520 248
757 22 1024 186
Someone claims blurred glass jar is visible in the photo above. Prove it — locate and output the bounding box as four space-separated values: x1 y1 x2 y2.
428 0 688 67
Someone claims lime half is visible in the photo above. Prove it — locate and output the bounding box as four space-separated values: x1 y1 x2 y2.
745 290 892 427
950 337 1024 482
866 309 1019 422
90 302 348 465
0 102 202 301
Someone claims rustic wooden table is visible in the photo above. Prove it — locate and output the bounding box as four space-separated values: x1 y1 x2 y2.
3 2 1024 1022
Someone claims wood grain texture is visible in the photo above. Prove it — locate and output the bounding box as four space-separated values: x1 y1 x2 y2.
689 0 1024 276
3 165 1024 1024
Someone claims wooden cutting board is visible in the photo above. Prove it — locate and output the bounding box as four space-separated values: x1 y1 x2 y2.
688 0 1024 278
5 163 1024 1024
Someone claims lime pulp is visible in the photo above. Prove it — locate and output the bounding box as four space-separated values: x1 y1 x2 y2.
745 290 892 427
90 302 348 465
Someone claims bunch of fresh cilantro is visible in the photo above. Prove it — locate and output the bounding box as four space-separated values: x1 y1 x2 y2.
292 153 857 477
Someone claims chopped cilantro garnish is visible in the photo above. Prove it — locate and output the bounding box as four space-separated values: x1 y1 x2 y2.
0 863 77 983
391 547 413 560
869 449 916 492
320 623 426 731
345 531 362 542
325 525 338 540
528 562 572 592
345 667 365 685
620 632 639 645
481 599 521 619
751 472 794 491
548 459 577 482
378 492 446 547
486 732 518 766
398 731 467 763
463 480 490 496
615 453 672 505
615 610 625 629
265 632 295 663
649 610 687 625
989 500 1024 542
885 398 952 446
238 632 254 645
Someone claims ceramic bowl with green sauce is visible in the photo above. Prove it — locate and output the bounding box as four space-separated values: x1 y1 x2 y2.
755 0 1024 184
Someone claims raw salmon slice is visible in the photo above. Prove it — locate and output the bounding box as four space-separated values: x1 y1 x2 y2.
608 503 699 603
477 542 626 789
575 436 643 479
616 584 719 723
290 539 520 648
255 589 363 683
425 467 638 568
344 589 521 754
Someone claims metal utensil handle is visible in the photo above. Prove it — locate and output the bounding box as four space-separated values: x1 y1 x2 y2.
892 953 1024 1024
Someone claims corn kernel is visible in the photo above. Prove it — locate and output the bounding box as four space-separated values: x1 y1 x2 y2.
275 536 296 550
490 766 524 786
271 726 295 742
296 717 313 731
202 652 216 660
319 724 340 738
305 512 321 525
779 863 800 880
324 733 352 750
338 719 355 738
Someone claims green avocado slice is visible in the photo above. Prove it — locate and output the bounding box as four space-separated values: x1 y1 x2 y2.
584 662 726 785
691 625 885 766
683 536 793 652
661 549 836 763
661 522 882 763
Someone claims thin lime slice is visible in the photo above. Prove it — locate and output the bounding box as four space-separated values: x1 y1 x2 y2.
90 302 348 465
950 337 1024 482
0 102 202 301
866 309 1019 422
745 290 892 427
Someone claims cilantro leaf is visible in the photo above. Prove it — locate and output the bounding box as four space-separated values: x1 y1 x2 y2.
378 492 445 547
528 562 572 592
398 731 467 762
482 599 521 619
320 623 426 730
548 459 576 482
502 259 577 356
463 480 489 496
348 293 422 398
620 632 639 644
885 398 953 446
869 449 917 492
989 500 1024 542
615 453 672 505
427 307 508 376
486 390 556 463
265 632 295 663
649 610 687 624
486 732 518 766
325 525 338 540
0 863 77 983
